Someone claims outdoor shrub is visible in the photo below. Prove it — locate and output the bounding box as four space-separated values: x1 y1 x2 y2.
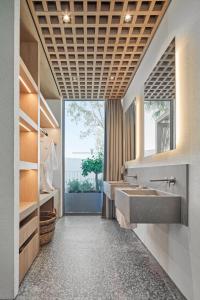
80 180 94 192
67 179 95 193
67 179 81 193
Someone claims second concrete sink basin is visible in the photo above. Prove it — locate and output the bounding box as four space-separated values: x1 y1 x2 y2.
103 181 138 200
115 188 181 224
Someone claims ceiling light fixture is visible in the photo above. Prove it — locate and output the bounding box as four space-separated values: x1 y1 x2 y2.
72 77 78 82
63 12 70 23
110 76 115 80
19 122 31 132
40 106 56 128
19 76 31 93
124 14 132 23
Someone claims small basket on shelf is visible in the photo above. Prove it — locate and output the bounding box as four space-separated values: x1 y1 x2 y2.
40 209 57 246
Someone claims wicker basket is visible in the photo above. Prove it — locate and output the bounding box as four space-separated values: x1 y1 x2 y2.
40 209 57 246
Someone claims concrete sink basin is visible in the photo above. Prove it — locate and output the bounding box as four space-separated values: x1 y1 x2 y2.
115 188 181 224
103 181 138 200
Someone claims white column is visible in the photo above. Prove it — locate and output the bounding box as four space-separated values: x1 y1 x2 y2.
0 0 20 298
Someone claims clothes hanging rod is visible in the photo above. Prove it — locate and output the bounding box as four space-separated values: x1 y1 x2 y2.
40 128 48 136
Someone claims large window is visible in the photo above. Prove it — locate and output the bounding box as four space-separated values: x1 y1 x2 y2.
64 101 105 213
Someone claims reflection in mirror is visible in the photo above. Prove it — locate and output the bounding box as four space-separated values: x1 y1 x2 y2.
144 39 175 157
124 101 135 161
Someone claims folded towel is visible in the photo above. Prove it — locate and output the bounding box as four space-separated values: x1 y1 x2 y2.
116 208 137 230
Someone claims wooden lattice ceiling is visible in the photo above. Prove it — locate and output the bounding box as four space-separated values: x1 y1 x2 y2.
144 38 175 100
27 0 170 100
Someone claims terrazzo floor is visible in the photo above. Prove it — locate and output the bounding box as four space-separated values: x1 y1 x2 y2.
17 216 186 300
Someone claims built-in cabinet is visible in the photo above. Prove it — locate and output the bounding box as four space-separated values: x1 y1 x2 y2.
18 56 59 283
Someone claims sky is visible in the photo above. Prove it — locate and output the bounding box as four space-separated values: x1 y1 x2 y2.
65 101 99 159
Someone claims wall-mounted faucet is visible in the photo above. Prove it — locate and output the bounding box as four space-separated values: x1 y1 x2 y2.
126 175 138 180
150 176 176 187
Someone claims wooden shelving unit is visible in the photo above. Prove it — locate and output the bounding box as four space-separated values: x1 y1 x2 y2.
18 55 60 284
18 57 40 283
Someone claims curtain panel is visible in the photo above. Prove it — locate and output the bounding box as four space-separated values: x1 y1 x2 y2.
123 103 135 162
102 100 123 218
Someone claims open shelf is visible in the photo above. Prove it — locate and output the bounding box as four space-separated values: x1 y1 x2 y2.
40 93 59 128
20 58 39 124
19 109 38 132
19 161 38 170
20 93 39 124
20 170 38 214
20 132 38 163
19 202 38 222
39 190 58 207
20 58 38 94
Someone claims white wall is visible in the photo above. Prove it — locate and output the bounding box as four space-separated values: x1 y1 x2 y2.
0 1 20 298
123 1 200 299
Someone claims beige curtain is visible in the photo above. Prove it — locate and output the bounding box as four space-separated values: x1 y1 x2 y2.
123 103 135 162
102 100 123 218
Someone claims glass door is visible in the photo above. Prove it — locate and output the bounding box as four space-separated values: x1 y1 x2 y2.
64 100 105 214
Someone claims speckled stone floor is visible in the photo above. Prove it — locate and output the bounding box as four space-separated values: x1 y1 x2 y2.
17 216 186 300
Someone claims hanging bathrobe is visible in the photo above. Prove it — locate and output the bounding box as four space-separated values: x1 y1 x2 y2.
40 136 58 193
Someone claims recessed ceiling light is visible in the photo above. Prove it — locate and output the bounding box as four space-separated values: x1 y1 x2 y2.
72 77 78 82
124 14 132 23
110 76 115 80
63 12 70 23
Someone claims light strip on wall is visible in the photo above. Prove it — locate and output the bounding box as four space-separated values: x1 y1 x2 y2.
40 106 56 128
40 94 59 128
19 122 31 132
19 76 31 93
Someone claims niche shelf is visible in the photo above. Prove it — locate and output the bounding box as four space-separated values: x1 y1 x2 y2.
19 161 38 170
19 170 38 220
19 109 38 132
20 131 38 163
40 93 59 128
20 58 38 94
39 189 58 207
19 202 38 222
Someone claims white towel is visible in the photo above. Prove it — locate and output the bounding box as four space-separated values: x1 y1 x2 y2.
116 208 137 230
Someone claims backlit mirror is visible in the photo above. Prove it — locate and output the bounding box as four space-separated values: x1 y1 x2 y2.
124 101 135 161
144 39 176 157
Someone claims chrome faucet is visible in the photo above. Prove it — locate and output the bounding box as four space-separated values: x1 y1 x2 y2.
150 176 176 186
126 175 138 180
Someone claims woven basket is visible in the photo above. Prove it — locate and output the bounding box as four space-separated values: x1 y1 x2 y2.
40 209 57 246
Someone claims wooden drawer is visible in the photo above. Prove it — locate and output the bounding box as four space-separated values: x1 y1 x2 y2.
19 216 38 248
19 232 39 283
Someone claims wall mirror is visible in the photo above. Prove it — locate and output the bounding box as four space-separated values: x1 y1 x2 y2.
124 101 136 161
144 39 176 157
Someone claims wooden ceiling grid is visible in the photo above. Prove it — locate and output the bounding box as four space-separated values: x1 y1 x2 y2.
144 39 175 100
28 0 170 100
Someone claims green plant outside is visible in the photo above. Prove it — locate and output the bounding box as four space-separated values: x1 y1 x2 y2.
67 178 99 193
